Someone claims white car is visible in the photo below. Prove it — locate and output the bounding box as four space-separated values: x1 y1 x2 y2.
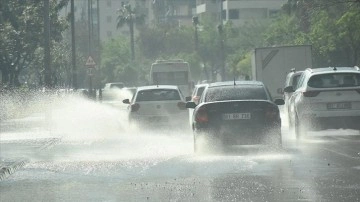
186 83 208 126
122 85 189 129
284 66 360 139
188 83 208 105
283 69 304 127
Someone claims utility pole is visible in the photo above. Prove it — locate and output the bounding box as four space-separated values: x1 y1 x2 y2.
44 0 52 88
97 0 100 51
88 0 92 57
71 0 77 89
192 16 199 52
218 0 225 81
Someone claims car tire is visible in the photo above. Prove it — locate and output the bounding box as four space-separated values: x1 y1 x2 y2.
295 115 306 140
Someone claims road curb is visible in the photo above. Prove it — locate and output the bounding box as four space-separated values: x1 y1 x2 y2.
0 138 61 181
0 160 28 181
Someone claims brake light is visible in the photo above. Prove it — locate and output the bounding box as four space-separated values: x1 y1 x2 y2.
265 107 279 120
131 103 140 112
195 107 208 123
303 91 320 97
177 102 186 110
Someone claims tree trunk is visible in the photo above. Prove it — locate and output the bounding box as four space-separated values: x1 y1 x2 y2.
130 19 135 61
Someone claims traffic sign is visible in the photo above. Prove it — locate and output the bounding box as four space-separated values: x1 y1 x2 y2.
85 56 96 67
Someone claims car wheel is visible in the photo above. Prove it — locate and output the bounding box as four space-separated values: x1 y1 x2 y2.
295 115 306 140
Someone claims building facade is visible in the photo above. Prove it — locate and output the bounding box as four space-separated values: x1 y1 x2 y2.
196 0 287 26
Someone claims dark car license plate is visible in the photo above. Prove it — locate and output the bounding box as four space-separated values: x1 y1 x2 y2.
222 113 251 120
327 102 351 110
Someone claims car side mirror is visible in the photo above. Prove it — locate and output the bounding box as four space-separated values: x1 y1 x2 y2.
122 99 130 104
185 101 197 109
283 86 295 93
185 96 191 102
274 99 285 105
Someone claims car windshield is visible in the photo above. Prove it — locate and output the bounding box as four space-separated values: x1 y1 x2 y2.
205 85 268 102
136 89 180 101
308 73 360 88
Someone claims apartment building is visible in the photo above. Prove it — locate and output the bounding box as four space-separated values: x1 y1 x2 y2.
196 0 287 25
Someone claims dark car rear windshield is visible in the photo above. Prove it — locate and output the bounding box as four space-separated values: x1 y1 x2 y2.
308 73 360 88
136 89 180 101
205 85 268 102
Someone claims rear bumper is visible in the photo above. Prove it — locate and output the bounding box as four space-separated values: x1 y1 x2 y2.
300 115 360 130
194 123 281 145
129 113 189 128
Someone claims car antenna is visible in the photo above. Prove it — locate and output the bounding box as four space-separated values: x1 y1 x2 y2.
233 77 236 86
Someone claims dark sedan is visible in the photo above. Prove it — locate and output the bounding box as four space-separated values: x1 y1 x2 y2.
186 81 284 153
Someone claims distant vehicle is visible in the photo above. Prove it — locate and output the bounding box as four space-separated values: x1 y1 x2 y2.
186 81 284 153
284 66 360 139
283 69 304 127
123 85 188 129
150 59 193 97
188 83 208 105
251 45 312 100
186 83 209 126
104 82 125 90
102 82 127 110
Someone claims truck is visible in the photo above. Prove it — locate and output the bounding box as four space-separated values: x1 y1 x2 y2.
150 59 193 96
251 45 312 99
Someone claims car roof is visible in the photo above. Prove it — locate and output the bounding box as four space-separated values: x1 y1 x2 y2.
208 80 264 87
136 85 179 91
306 67 360 74
194 83 209 88
289 70 304 76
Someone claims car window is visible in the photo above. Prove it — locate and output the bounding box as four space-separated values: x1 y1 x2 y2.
296 72 307 89
135 89 181 101
292 74 301 88
308 73 360 88
196 87 205 96
204 85 268 102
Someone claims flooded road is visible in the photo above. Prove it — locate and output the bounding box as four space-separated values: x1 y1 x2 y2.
1 96 360 202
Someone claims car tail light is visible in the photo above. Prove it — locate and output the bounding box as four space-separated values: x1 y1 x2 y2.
131 103 140 112
195 107 208 123
303 91 320 97
177 102 186 110
265 107 279 120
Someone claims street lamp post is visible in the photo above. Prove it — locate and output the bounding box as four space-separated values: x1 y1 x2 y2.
44 0 51 88
192 16 199 52
218 24 225 81
71 0 77 89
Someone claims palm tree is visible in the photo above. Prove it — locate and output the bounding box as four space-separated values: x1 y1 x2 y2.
116 2 145 61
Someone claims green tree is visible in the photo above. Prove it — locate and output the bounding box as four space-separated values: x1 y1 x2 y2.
116 2 145 61
0 0 68 87
100 36 140 86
